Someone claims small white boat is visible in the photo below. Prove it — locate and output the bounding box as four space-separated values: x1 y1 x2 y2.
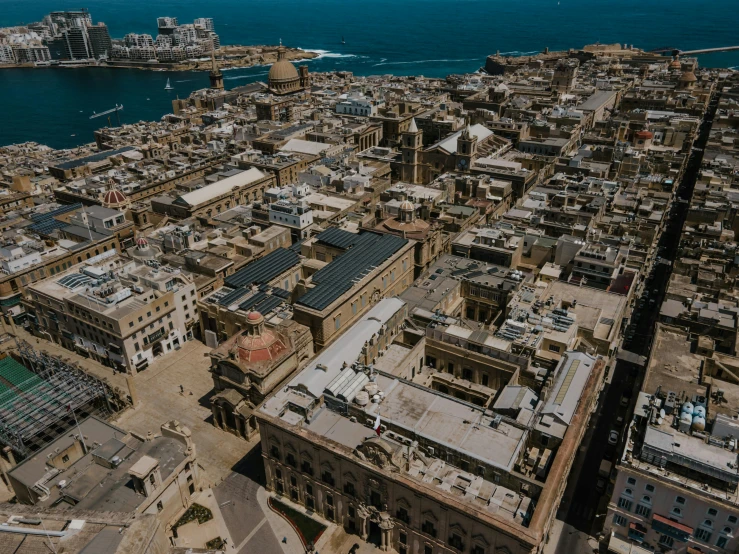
164 78 173 90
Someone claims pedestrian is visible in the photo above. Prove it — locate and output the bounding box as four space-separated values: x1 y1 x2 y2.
282 537 287 544
180 384 184 394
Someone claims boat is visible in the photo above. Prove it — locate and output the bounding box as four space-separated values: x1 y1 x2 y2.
341 36 346 45
164 78 173 90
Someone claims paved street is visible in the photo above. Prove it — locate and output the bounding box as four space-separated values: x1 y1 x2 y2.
559 92 718 537
113 338 249 484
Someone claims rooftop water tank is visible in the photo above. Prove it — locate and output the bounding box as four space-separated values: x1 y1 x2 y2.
679 412 693 433
692 415 706 432
694 405 706 419
354 391 369 406
681 402 694 416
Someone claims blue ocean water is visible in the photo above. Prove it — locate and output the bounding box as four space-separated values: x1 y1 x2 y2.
1 0 738 149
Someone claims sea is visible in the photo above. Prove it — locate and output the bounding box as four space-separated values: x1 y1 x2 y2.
1 0 739 149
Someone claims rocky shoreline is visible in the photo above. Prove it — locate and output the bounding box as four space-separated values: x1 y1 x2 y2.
0 45 318 71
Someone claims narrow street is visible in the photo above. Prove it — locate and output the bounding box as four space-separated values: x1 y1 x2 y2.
558 92 719 540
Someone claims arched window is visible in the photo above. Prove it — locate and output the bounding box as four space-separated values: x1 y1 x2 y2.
704 520 713 528
723 527 732 534
642 495 651 503
624 488 633 496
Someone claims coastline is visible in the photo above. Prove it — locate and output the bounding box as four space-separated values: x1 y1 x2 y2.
0 45 317 72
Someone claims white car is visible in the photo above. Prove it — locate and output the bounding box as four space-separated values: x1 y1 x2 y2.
608 430 619 445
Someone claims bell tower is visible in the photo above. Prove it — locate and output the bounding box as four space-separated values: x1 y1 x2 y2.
456 125 476 172
209 42 224 91
401 118 422 183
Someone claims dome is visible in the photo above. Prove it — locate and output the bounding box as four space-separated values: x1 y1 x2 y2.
103 188 128 208
247 311 263 322
669 57 682 70
268 58 300 83
399 200 414 211
136 236 149 248
679 70 697 82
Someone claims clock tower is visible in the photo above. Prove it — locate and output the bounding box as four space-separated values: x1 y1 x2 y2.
401 118 423 183
457 125 476 172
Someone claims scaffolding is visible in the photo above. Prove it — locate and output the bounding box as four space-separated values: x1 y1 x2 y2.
0 341 118 459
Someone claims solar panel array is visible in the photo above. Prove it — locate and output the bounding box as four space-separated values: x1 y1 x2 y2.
314 227 362 250
224 248 300 289
296 233 408 311
57 273 93 290
28 203 82 236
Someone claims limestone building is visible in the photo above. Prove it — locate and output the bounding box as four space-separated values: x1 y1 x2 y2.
292 229 415 350
256 298 607 554
267 42 310 95
209 310 312 440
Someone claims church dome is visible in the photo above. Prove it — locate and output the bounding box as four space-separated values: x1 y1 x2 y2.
399 200 414 211
233 311 287 363
269 58 300 83
268 44 300 92
136 236 149 249
669 56 682 70
679 70 697 83
103 188 128 208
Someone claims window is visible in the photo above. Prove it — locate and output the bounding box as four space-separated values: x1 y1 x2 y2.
334 316 341 331
135 343 140 352
481 374 489 387
708 508 719 517
156 306 160 312
164 301 169 307
306 483 313 496
635 504 651 518
344 481 356 497
326 494 333 506
696 528 712 542
704 520 714 528
422 520 437 538
448 533 464 551
352 301 357 315
659 535 674 547
286 453 296 467
147 311 151 318
548 344 561 353
729 516 738 524
270 445 280 460
671 507 682 516
301 460 313 476
321 470 335 486
424 547 433 554
618 497 632 511
645 484 654 492
675 496 686 505
717 536 729 548
138 316 143 322
723 526 732 534
397 506 410 524
624 488 633 497
627 476 636 485
641 495 651 503
62 454 70 463
129 321 134 328
613 514 627 527
472 547 485 554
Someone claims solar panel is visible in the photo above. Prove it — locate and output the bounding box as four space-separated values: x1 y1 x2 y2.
296 233 408 311
57 273 93 289
224 248 300 289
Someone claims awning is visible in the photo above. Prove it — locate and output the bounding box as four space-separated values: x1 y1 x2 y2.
653 514 693 534
629 522 647 534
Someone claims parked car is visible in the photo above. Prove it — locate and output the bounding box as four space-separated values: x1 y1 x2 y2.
596 478 606 493
608 430 619 445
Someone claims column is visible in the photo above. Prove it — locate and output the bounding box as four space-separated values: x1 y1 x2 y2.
211 405 221 429
235 415 244 439
379 518 394 552
219 405 228 431
357 504 371 540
